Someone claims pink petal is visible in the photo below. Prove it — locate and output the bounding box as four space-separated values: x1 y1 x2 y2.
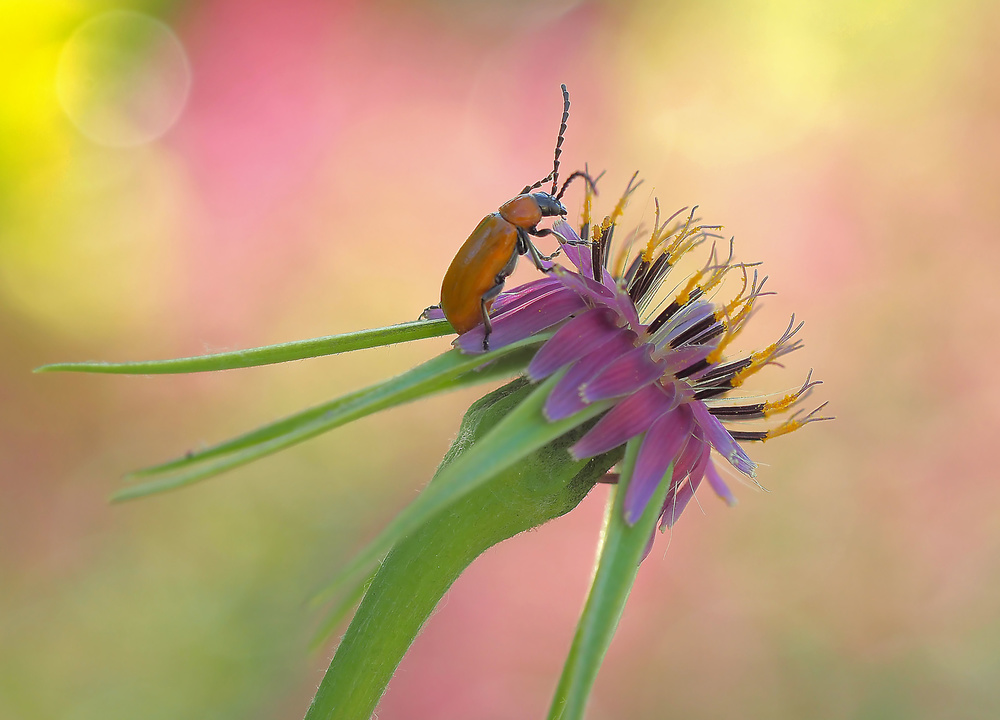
624 404 694 524
569 382 678 460
552 220 594 278
611 286 643 333
690 401 757 477
552 267 617 304
705 460 737 507
581 345 665 403
527 307 621 381
659 470 706 530
660 433 711 529
550 221 643 333
491 276 562 315
669 424 706 487
455 288 586 354
544 329 637 421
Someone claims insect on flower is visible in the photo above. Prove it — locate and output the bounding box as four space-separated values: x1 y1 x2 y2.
36 80 834 720
430 84 594 350
451 176 832 542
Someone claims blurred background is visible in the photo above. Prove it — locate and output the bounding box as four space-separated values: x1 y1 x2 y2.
3 0 999 718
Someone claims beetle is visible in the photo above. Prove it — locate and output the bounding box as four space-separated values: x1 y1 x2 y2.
434 84 593 350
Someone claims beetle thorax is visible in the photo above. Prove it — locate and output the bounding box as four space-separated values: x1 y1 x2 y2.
499 195 544 229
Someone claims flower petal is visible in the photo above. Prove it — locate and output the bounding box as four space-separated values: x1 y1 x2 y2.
690 401 757 477
455 287 586 354
544 329 637 421
648 299 716 348
580 345 665 404
552 220 594 278
660 428 711 529
611 286 643 333
553 219 622 287
491 276 562 315
659 467 706 530
552 266 617 303
527 307 621 381
669 424 705 487
624 404 694 524
704 460 737 507
658 345 713 376
569 382 677 460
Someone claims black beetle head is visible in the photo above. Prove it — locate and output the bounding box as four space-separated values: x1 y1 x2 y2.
532 192 567 218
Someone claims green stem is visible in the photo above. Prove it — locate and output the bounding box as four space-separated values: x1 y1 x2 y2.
303 380 620 720
547 437 673 720
35 319 452 374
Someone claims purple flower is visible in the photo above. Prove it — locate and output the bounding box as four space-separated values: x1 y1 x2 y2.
453 181 830 539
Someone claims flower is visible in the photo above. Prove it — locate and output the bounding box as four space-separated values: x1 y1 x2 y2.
448 177 830 535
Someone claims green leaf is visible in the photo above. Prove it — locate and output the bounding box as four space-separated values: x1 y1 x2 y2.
315 371 615 607
34 319 453 374
308 569 377 653
304 378 622 720
546 437 674 720
112 338 546 502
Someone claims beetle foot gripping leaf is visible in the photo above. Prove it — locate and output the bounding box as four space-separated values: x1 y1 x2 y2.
305 377 623 720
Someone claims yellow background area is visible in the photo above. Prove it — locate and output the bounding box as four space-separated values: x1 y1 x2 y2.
3 1 999 718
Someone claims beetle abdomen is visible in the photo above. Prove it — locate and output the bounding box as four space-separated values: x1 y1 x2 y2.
440 214 520 334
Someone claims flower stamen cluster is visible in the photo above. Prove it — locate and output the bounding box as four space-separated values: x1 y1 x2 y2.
453 177 830 535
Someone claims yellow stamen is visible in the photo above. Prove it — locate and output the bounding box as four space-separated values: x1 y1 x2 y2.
606 171 640 233
729 333 787 388
727 293 756 331
581 170 595 229
699 256 733 297
674 270 704 307
640 199 662 262
660 220 720 268
706 315 745 367
763 390 804 417
762 416 808 441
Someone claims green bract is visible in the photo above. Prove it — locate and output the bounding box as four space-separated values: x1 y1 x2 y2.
40 319 659 720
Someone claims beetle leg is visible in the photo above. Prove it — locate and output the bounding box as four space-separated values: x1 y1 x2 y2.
529 225 590 247
526 227 565 261
418 304 441 321
478 257 515 350
480 279 504 350
519 229 558 272
480 296 494 351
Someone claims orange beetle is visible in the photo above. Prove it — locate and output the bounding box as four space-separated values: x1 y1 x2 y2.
436 85 592 350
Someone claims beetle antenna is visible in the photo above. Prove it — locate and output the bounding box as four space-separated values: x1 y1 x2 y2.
520 172 554 195
550 84 571 195
556 170 599 200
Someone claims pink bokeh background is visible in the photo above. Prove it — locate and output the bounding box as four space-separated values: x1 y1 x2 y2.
4 1 1000 718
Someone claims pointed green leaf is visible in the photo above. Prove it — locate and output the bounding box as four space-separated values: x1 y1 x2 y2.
303 379 622 720
35 319 453 374
308 569 377 653
112 338 547 502
547 437 674 720
318 370 615 607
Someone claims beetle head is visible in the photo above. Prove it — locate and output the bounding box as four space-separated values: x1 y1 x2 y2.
532 192 567 218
